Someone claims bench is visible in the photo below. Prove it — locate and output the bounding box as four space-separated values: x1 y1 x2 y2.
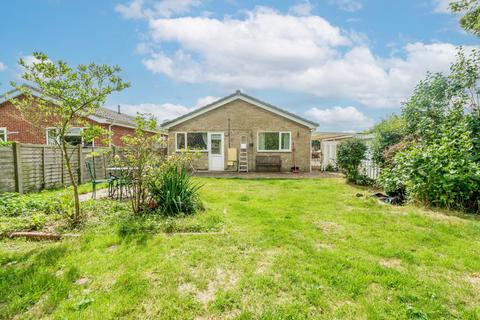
255 155 281 172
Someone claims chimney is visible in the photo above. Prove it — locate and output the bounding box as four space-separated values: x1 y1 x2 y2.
117 105 121 114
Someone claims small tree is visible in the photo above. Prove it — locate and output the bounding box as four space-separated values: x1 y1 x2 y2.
337 138 367 182
11 52 130 223
115 114 164 214
371 115 406 167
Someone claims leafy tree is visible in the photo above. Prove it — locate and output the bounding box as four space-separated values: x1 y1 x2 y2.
336 138 367 182
371 115 406 166
11 52 130 223
450 0 480 36
380 48 480 213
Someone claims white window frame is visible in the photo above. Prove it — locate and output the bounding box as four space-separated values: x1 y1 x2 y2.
0 127 7 142
175 131 208 152
45 127 93 147
257 131 292 152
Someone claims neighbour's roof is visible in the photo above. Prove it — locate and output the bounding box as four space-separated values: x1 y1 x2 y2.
0 86 146 130
316 132 374 141
161 90 319 130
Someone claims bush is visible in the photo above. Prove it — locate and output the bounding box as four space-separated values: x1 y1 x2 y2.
380 109 480 213
371 115 406 167
147 156 202 216
337 138 368 182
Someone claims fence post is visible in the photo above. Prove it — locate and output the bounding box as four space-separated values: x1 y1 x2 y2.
41 146 46 189
78 145 84 184
12 142 24 194
60 149 65 185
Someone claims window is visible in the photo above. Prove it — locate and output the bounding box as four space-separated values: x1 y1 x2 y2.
46 127 92 146
258 132 291 151
0 128 6 142
176 132 208 151
46 128 59 145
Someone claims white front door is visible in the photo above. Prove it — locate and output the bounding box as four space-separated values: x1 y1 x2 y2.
209 132 224 171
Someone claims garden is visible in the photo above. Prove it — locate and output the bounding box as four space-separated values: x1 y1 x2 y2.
2 178 480 319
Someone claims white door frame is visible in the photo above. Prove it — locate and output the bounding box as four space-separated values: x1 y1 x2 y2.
208 132 224 171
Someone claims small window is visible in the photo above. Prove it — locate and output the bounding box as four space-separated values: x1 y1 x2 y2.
258 132 291 151
0 128 6 142
46 128 59 145
46 127 91 146
176 132 186 150
176 132 208 151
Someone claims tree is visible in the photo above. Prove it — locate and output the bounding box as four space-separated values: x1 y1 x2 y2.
371 115 406 166
11 52 130 223
336 138 367 182
379 48 480 213
114 114 164 214
450 0 480 36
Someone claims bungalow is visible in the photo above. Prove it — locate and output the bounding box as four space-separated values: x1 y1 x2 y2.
162 90 318 172
0 87 159 147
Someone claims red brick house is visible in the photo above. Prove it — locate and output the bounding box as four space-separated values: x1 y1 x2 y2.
0 88 161 147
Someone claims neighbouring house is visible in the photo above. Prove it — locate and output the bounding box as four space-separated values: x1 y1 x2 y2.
0 87 161 147
161 90 318 172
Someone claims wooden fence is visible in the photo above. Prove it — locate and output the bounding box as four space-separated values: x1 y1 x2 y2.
0 143 111 194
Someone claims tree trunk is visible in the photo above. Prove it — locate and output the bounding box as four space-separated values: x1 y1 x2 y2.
62 142 81 222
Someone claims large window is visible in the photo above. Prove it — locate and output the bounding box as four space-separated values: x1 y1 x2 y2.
0 128 6 142
46 127 92 147
258 131 291 152
176 132 208 151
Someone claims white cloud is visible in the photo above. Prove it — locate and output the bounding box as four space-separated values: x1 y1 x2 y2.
305 106 374 131
329 0 363 12
0 62 5 71
122 6 476 108
111 95 219 123
432 0 451 13
195 95 219 108
115 0 145 19
289 1 313 16
116 0 202 19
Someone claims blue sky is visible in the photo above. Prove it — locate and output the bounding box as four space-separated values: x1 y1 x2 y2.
0 0 477 131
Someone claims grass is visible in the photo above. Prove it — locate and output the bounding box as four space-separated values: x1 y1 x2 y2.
1 177 480 319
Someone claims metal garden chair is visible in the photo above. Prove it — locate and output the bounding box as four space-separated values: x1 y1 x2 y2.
86 162 115 199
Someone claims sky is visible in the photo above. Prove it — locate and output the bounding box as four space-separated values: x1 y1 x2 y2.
0 0 478 132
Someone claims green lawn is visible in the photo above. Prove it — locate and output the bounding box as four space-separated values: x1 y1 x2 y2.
1 178 480 319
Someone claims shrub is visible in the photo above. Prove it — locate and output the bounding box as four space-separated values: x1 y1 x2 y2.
380 109 480 212
147 155 202 216
371 115 406 167
336 138 368 182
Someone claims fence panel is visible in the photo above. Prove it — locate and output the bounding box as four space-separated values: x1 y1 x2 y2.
360 159 380 180
0 146 15 193
0 143 113 194
21 145 44 192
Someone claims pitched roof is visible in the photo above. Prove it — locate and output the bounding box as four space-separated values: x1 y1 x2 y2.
161 90 318 130
0 87 140 130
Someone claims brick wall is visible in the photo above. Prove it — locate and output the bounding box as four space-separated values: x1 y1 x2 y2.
0 100 47 144
167 99 313 172
0 99 138 147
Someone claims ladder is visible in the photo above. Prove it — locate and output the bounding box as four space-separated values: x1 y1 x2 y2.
239 136 248 172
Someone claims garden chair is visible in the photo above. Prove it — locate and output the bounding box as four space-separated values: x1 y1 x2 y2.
86 162 115 199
